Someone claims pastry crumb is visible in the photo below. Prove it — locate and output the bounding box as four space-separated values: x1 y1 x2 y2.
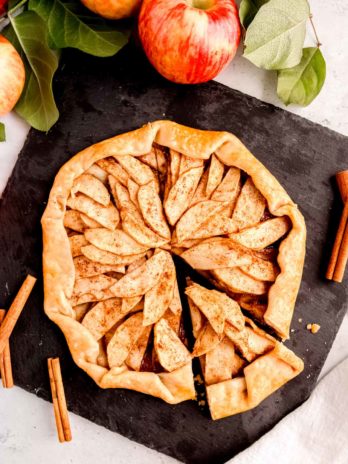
291 328 295 333
194 374 203 385
198 400 206 406
307 323 321 334
311 323 320 334
298 318 302 323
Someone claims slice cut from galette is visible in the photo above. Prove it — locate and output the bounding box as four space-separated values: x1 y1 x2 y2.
185 281 303 420
42 121 306 416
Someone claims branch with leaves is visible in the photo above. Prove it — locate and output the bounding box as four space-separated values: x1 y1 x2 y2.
0 0 129 132
239 0 326 106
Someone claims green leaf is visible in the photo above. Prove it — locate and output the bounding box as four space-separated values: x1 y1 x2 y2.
0 122 5 142
5 11 59 131
277 47 326 106
243 0 310 70
29 0 129 57
239 0 269 29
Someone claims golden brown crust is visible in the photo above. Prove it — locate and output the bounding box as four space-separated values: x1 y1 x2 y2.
206 342 304 420
42 120 306 403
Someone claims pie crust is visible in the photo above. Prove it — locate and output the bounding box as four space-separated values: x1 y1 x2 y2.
41 120 306 414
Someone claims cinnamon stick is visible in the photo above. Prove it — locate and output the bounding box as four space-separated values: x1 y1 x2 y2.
333 221 348 282
0 275 36 355
0 310 13 388
326 170 348 282
48 358 65 443
326 201 348 280
48 357 72 442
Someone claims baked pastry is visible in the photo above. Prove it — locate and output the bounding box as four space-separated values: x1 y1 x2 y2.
42 121 306 416
186 281 303 419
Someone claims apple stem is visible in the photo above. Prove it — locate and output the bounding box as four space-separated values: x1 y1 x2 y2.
309 14 321 48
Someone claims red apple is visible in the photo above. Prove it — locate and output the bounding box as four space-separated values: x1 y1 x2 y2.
138 0 241 84
0 35 25 116
0 0 8 15
80 0 142 19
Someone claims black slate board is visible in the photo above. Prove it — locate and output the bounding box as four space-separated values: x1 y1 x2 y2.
0 44 347 464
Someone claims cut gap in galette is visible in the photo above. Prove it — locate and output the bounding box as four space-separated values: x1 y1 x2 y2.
42 121 306 417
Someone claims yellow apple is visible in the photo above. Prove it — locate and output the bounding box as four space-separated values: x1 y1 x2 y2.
0 35 25 116
80 0 142 19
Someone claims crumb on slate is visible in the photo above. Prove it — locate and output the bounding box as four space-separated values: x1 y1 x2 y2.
307 323 321 334
298 318 303 323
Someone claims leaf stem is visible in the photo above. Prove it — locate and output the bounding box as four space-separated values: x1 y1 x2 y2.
8 0 28 18
309 14 321 47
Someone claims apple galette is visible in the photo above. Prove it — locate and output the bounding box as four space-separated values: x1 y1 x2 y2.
42 121 306 418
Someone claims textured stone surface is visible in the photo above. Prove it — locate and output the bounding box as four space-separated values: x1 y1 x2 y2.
0 45 347 464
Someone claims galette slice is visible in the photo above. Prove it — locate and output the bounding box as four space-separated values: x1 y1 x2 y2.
185 281 304 420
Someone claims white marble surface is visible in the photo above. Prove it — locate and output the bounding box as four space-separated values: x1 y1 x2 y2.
1 1 348 462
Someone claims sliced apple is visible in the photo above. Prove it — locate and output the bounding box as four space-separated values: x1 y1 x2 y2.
67 193 119 231
138 180 171 239
126 325 152 371
175 200 226 243
231 352 246 376
165 166 204 225
73 256 125 278
73 303 90 322
85 163 108 184
127 256 147 273
190 168 209 206
190 212 238 239
162 308 182 334
143 253 176 325
82 297 125 340
240 257 279 282
237 295 267 321
71 274 116 305
185 283 225 334
127 178 140 207
179 155 203 176
97 157 129 186
154 318 191 372
115 154 156 186
72 173 110 206
169 148 181 185
81 244 146 266
168 280 182 315
212 267 268 295
180 238 253 270
107 312 144 368
84 228 148 255
211 166 241 204
204 337 235 385
223 295 245 331
80 213 102 229
230 217 291 250
109 176 139 215
186 279 206 338
110 250 168 297
64 210 85 233
206 154 225 197
192 322 223 357
231 178 266 230
224 322 251 360
121 210 170 248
